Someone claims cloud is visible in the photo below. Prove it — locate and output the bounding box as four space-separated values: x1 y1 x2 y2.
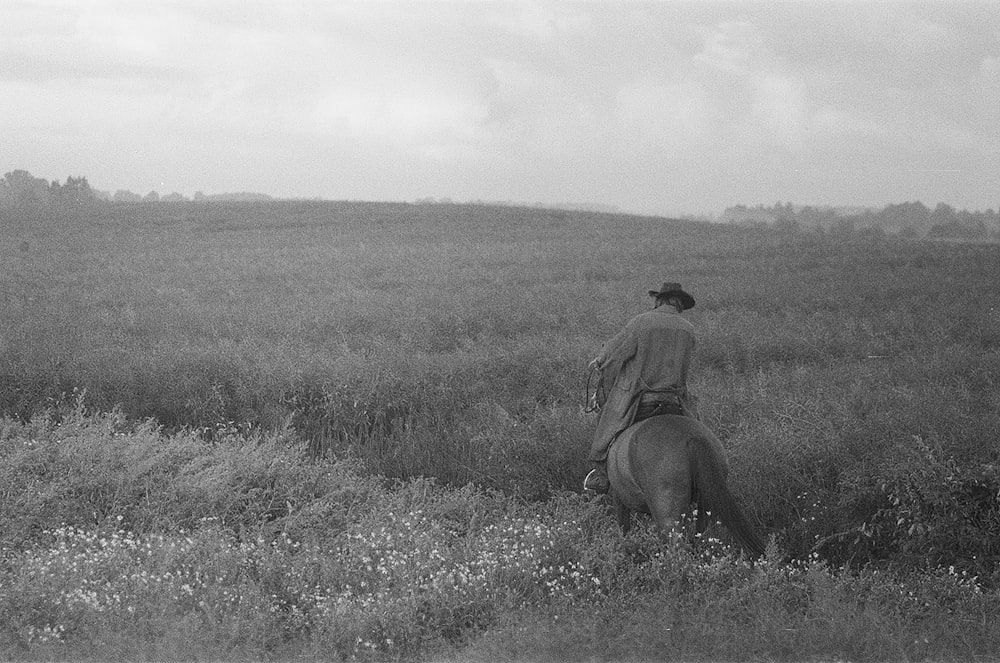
615 79 713 153
2 1 998 212
855 12 954 58
692 20 812 152
310 86 488 159
695 20 766 77
487 1 594 40
0 2 199 84
752 74 809 150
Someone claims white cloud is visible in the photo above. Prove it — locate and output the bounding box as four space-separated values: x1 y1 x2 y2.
492 1 594 39
311 87 487 155
983 56 1000 79
753 75 808 150
2 1 998 212
76 5 166 60
694 21 766 77
615 79 713 150
812 107 885 141
693 21 812 152
856 12 954 57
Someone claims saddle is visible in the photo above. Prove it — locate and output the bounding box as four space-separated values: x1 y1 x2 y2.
633 392 686 423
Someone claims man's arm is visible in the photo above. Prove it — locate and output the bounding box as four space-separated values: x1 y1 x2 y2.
591 317 639 372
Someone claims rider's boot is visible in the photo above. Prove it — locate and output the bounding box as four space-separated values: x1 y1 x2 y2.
583 461 610 494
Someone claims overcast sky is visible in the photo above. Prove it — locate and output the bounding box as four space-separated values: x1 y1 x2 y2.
3 1 998 215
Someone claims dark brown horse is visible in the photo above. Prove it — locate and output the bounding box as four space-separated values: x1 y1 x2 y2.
606 413 766 557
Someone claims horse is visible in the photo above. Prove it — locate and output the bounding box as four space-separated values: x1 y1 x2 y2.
605 413 766 557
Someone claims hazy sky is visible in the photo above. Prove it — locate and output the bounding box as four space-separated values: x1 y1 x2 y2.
3 1 998 215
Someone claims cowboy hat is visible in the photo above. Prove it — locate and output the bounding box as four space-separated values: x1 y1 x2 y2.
647 282 695 310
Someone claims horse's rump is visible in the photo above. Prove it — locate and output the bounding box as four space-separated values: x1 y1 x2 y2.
606 414 765 556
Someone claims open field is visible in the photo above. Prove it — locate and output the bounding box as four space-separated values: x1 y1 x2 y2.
2 201 1000 660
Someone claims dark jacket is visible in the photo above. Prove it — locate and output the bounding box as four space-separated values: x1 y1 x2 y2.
589 306 695 462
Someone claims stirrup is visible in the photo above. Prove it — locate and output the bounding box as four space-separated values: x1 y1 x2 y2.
583 468 610 494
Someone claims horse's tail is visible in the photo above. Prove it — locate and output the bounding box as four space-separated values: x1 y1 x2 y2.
689 436 766 557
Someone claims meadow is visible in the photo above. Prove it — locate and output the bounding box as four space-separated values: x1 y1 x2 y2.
2 201 1000 660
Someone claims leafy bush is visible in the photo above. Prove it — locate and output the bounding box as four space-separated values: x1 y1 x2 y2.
0 401 379 551
844 436 1000 581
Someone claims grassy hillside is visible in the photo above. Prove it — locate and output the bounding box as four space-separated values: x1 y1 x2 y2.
2 201 1000 660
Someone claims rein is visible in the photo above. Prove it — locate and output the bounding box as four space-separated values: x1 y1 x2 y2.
584 367 604 413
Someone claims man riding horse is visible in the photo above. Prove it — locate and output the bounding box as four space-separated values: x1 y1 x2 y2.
584 282 698 494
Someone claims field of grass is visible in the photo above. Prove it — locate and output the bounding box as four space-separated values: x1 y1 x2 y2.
2 201 1000 660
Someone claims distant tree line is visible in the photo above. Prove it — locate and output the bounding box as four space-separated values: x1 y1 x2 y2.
0 170 98 213
722 201 999 240
3 169 996 241
111 190 273 203
1 169 272 215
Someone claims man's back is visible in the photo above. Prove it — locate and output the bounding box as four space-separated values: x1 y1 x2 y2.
584 282 698 495
598 307 695 396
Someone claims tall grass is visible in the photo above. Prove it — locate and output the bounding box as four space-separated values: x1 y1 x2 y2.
3 201 1000 658
2 408 999 661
